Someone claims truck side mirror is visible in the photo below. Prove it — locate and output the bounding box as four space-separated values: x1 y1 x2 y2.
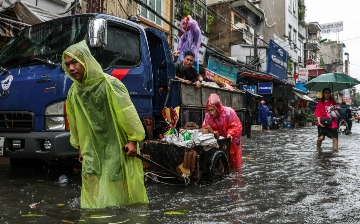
88 18 107 48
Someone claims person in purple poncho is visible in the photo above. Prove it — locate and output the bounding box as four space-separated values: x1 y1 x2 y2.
173 15 202 72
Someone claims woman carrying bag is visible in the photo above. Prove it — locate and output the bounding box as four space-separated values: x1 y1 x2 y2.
314 88 339 150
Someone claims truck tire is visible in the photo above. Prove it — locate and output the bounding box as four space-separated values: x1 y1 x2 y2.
207 151 229 183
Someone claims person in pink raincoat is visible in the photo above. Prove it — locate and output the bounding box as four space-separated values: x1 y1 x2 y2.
173 15 202 71
202 94 243 168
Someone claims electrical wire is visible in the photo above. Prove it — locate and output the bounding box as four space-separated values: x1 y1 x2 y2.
117 0 129 17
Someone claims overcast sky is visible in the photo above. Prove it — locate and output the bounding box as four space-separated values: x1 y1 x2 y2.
306 0 360 91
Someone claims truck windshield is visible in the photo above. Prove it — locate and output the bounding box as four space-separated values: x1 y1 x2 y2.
0 16 89 68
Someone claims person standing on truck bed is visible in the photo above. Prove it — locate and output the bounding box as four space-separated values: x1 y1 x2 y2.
62 40 148 209
173 15 202 72
174 50 203 89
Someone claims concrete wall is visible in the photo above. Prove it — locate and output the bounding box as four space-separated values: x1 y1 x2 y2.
259 0 303 74
320 41 344 69
208 4 234 55
258 0 285 44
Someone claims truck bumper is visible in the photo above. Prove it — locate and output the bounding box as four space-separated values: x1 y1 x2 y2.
0 132 77 159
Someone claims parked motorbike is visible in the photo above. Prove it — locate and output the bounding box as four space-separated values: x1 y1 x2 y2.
272 116 287 129
338 119 350 135
355 116 359 123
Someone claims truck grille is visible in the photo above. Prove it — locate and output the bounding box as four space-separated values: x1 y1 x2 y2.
0 111 34 132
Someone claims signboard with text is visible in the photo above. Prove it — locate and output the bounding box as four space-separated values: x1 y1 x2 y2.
258 82 273 94
320 21 343 34
297 68 308 83
204 68 233 85
207 55 238 83
266 39 288 80
244 85 257 94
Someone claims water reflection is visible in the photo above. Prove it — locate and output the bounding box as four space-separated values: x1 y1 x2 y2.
0 125 360 223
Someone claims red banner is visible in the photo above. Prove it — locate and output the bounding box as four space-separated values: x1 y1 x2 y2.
204 68 233 85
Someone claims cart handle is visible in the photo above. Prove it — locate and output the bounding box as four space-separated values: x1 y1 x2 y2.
123 146 188 182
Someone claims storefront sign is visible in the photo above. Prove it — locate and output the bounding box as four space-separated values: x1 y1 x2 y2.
244 85 257 94
297 68 308 83
266 39 288 81
258 82 273 94
204 68 233 85
207 56 238 83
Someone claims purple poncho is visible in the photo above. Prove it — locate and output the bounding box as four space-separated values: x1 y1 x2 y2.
177 18 202 63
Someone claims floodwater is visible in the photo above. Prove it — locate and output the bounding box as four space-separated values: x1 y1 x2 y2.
0 124 359 223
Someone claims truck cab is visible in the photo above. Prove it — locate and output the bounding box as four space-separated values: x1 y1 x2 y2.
0 14 175 159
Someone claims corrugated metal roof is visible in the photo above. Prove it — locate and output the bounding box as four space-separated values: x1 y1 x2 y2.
0 0 21 12
13 2 63 25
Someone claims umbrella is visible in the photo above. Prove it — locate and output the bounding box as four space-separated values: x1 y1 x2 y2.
303 72 360 92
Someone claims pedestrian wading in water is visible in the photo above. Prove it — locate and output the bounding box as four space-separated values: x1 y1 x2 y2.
62 40 148 209
202 94 243 168
314 88 339 150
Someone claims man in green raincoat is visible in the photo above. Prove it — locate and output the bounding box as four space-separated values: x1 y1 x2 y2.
62 40 148 209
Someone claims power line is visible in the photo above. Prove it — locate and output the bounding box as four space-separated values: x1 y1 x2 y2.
117 0 129 17
341 36 360 42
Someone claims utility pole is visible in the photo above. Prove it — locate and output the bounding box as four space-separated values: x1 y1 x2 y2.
344 52 349 75
253 34 258 70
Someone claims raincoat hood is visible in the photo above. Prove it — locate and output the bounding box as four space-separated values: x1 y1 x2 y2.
180 17 190 32
62 40 104 86
206 94 224 116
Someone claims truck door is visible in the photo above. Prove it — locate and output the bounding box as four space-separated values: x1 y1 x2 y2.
144 27 176 117
94 23 154 119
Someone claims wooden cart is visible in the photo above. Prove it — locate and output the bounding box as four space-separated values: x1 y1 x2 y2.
141 138 231 185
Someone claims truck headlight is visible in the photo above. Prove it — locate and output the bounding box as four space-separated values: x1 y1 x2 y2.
45 101 68 130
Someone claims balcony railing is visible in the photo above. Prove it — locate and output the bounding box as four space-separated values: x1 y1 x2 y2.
298 25 306 38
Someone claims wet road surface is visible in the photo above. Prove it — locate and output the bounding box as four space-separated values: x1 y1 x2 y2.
0 123 359 223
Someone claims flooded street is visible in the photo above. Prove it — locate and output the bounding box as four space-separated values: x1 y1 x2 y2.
1 124 359 223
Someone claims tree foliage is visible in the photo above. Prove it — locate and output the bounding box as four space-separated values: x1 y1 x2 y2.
354 92 360 107
298 0 306 27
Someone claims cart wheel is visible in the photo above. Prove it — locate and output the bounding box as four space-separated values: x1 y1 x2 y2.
207 151 229 183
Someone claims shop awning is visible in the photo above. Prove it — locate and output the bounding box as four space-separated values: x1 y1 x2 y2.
0 0 21 12
242 72 274 81
293 91 316 102
13 2 63 25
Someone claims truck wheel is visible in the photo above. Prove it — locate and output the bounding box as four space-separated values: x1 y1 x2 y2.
207 151 229 183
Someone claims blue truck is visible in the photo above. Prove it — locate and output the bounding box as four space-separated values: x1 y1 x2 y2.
0 13 245 161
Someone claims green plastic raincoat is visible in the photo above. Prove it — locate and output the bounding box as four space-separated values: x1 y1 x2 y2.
62 40 148 209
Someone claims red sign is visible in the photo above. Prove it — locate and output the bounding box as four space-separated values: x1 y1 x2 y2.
342 97 352 105
204 68 233 85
